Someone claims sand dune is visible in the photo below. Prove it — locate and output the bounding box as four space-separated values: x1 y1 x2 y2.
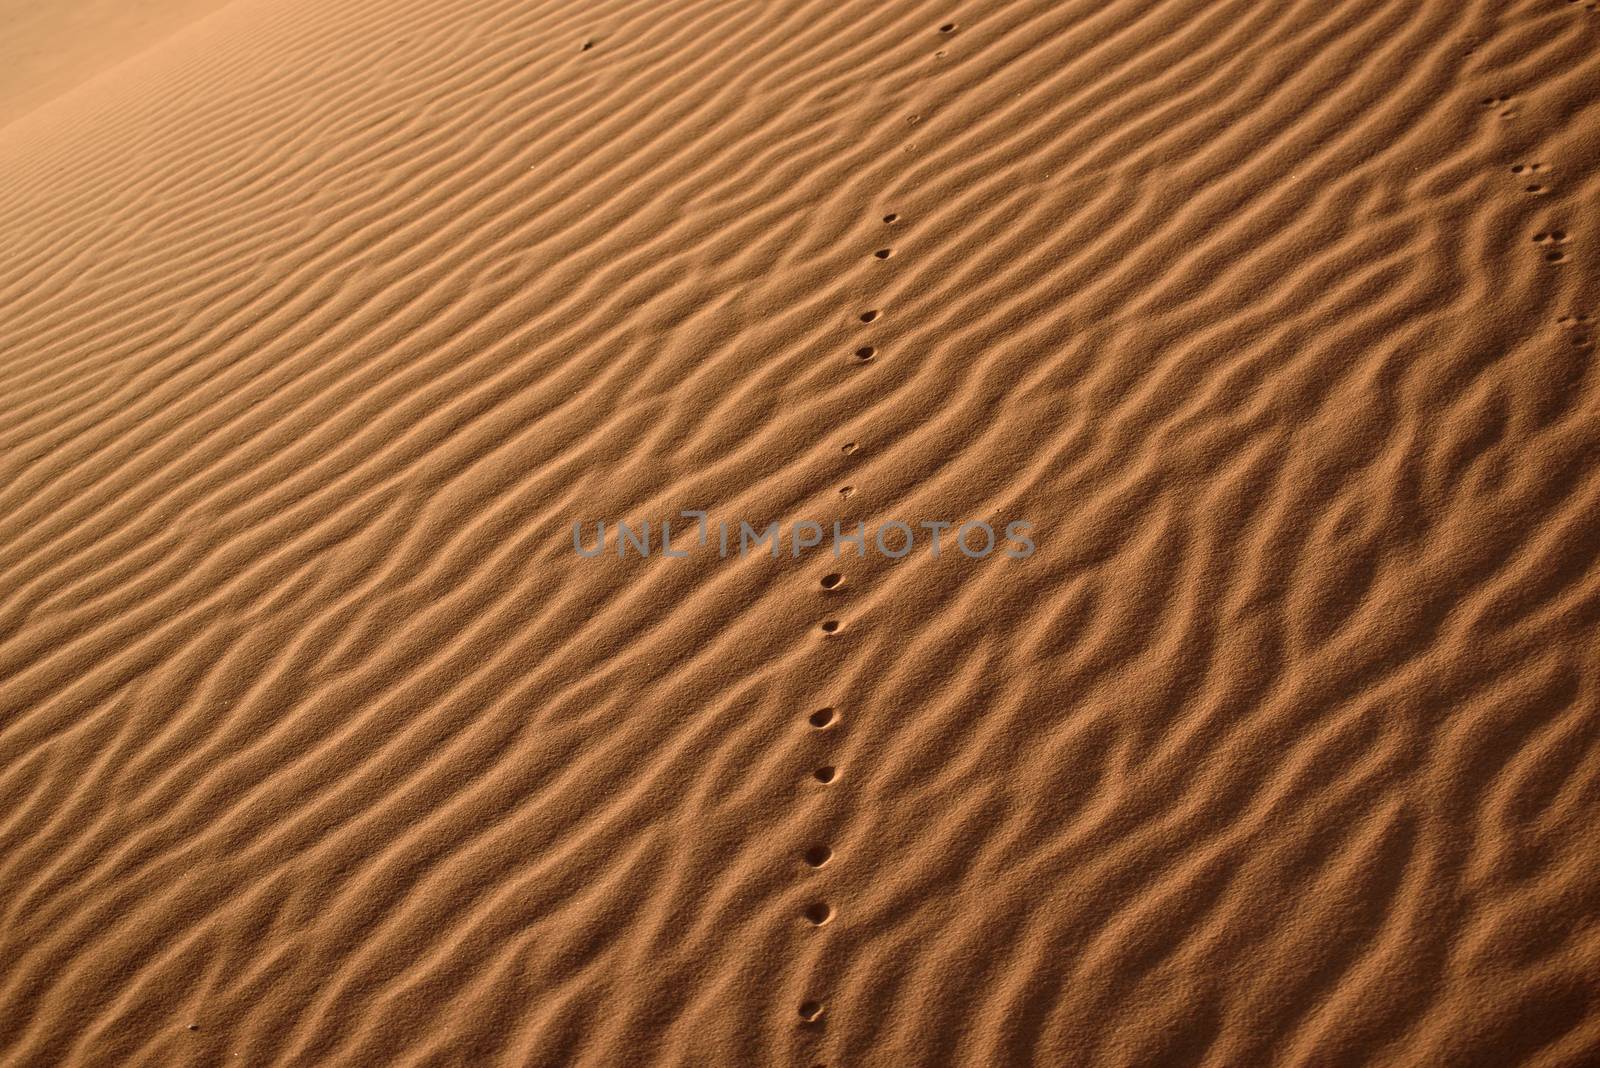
0 0 239 132
2 0 1600 1064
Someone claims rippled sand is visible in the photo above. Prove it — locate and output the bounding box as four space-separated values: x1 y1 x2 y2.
3 0 1599 1064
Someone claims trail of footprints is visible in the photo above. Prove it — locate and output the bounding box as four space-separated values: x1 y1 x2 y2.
789 128 920 1054
1492 99 1589 369
794 21 968 1049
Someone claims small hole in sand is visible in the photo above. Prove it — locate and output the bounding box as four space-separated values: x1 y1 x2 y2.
1552 230 1568 241
860 310 879 322
1527 185 1545 194
820 573 843 589
814 765 837 783
841 442 858 453
883 213 898 223
855 347 876 361
799 1001 824 1022
820 620 841 634
581 40 593 50
941 23 957 32
1512 165 1526 174
874 248 893 258
1534 233 1548 242
1548 252 1566 262
804 845 833 867
186 1025 199 1032
809 708 835 728
838 486 854 497
804 902 833 925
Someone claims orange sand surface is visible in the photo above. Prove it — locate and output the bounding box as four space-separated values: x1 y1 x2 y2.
2 0 1599 1065
0 0 238 131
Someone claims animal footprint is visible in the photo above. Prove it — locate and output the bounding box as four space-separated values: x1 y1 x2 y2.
1535 230 1569 262
803 902 834 926
1558 314 1592 346
1481 93 1515 117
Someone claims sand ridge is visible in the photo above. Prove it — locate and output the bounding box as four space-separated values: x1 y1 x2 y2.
2 0 1600 1064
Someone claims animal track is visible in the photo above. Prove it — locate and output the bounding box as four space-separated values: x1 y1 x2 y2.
803 902 834 926
1534 230 1569 262
791 207 884 1041
1558 314 1592 347
1480 93 1516 117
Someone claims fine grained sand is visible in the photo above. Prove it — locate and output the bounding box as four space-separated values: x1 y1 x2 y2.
2 0 1599 1064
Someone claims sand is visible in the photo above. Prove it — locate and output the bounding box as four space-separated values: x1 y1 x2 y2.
2 0 1599 1064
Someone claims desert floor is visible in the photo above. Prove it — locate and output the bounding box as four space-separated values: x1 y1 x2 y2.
2 0 1599 1065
